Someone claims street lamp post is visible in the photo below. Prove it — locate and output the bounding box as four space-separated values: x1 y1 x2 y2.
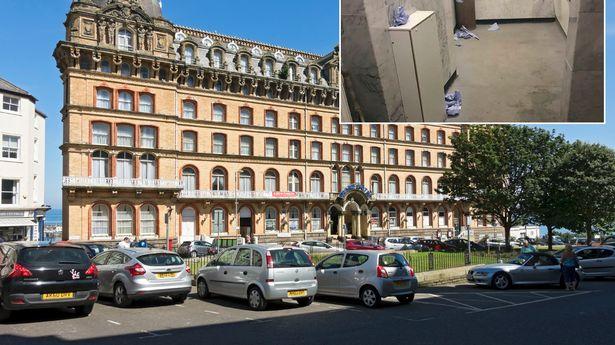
165 206 172 250
466 225 472 263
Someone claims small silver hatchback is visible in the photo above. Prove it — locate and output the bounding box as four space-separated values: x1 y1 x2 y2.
196 245 317 310
315 251 418 308
92 248 192 307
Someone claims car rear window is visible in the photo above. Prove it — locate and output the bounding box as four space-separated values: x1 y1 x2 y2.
138 253 184 266
18 247 90 267
378 253 408 267
270 249 312 268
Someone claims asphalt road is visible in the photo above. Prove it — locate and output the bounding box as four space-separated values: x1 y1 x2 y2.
1 279 614 345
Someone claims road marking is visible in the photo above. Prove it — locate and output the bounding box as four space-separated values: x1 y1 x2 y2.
530 292 551 299
413 300 476 311
475 293 515 305
204 310 220 315
466 291 592 314
429 293 482 311
394 316 435 322
107 320 121 326
138 330 171 339
174 304 185 308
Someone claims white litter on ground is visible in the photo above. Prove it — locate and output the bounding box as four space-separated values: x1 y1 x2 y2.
488 22 500 31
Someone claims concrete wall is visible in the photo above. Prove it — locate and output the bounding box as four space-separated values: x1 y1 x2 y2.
475 0 556 20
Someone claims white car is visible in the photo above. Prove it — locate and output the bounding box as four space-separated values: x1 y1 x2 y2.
294 241 342 253
384 237 406 250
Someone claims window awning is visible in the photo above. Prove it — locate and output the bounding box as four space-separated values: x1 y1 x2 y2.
0 218 36 228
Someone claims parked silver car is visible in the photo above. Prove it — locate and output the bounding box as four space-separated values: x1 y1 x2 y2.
315 251 418 308
196 245 317 310
92 248 192 307
293 240 342 253
177 240 217 258
554 246 615 278
467 253 584 290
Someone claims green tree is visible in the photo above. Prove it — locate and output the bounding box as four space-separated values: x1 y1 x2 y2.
553 142 615 243
439 125 561 250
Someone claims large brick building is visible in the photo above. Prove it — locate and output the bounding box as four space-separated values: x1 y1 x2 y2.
54 0 500 245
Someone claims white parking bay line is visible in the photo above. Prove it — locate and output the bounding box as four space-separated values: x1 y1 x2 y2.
476 293 515 305
413 300 476 311
466 291 592 314
429 294 482 311
204 310 220 315
530 292 551 299
138 330 172 339
107 320 121 326
394 316 435 322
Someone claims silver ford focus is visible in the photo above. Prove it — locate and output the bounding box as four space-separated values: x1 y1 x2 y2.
92 248 192 307
467 252 584 290
315 250 418 308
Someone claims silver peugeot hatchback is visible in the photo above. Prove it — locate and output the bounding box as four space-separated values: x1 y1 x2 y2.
92 248 192 307
315 250 418 308
196 244 317 310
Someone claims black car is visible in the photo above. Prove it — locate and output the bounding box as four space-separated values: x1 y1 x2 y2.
416 239 456 252
56 241 108 258
601 236 615 247
445 239 486 252
0 242 99 322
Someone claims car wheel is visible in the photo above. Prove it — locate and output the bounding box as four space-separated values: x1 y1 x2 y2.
113 283 132 307
296 296 313 307
172 293 188 304
247 286 267 311
197 278 210 299
396 293 415 304
191 251 198 258
491 272 511 290
75 304 94 316
0 303 11 322
360 286 381 308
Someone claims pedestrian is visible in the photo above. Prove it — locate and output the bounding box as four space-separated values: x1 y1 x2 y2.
245 234 251 244
560 244 580 291
520 239 536 254
118 237 131 249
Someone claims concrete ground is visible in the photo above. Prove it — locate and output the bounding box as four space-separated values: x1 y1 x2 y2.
2 280 615 345
447 21 568 123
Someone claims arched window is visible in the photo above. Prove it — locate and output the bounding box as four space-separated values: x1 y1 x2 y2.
118 29 133 51
421 128 430 143
212 104 225 122
289 113 300 130
389 207 398 228
182 131 196 152
370 175 381 194
370 124 380 138
341 167 352 189
354 170 362 185
406 207 415 228
239 136 253 156
212 133 226 154
264 59 274 77
118 91 133 111
184 45 194 65
422 207 431 228
311 207 322 230
182 167 197 190
239 55 249 73
310 116 321 132
140 205 156 236
92 122 110 145
101 60 111 73
388 176 399 194
92 150 109 178
405 176 416 194
388 125 397 140
139 94 153 113
341 144 352 162
240 107 253 125
422 177 432 195
92 204 110 236
422 151 431 167
405 150 415 167
331 170 339 192
388 148 398 165
437 153 447 168
139 66 150 79
288 63 296 80
117 124 134 147
239 170 253 191
212 168 226 191
437 130 446 145
265 207 277 232
288 171 301 192
438 207 447 227
264 170 278 192
371 207 381 228
212 207 226 235
212 50 223 69
96 89 112 109
140 154 156 180
182 100 196 119
265 110 277 128
116 152 133 179
120 63 131 77
310 172 322 193
116 204 134 236
309 67 318 84
289 206 300 231
405 126 414 141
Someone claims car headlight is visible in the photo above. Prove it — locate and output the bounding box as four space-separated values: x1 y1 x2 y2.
474 271 489 277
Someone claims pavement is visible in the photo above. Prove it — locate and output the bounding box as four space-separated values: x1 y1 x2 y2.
1 279 615 345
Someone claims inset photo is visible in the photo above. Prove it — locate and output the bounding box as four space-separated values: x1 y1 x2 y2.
341 0 604 123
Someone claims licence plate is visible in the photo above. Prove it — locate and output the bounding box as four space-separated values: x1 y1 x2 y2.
393 280 409 288
42 292 74 300
287 289 308 298
156 273 177 279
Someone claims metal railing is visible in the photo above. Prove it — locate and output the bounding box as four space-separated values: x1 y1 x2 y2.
372 193 447 201
179 190 331 200
62 176 183 189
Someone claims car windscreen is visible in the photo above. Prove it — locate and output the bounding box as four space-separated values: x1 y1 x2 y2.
270 249 312 268
138 253 184 266
508 253 533 265
379 253 408 267
18 247 90 267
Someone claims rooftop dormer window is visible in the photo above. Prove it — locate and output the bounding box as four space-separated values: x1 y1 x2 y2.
263 59 274 77
212 49 223 69
118 29 133 51
309 67 319 85
239 55 249 73
288 63 296 81
184 45 194 65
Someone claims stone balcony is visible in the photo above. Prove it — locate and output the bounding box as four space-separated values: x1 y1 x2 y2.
179 190 331 200
372 193 447 202
62 176 183 190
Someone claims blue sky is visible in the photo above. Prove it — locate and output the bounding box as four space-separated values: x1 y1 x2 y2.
0 1 610 210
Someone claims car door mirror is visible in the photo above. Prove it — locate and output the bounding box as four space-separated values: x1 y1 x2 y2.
315 263 323 270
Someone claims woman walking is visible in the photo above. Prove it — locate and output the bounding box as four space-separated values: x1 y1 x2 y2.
560 244 580 291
